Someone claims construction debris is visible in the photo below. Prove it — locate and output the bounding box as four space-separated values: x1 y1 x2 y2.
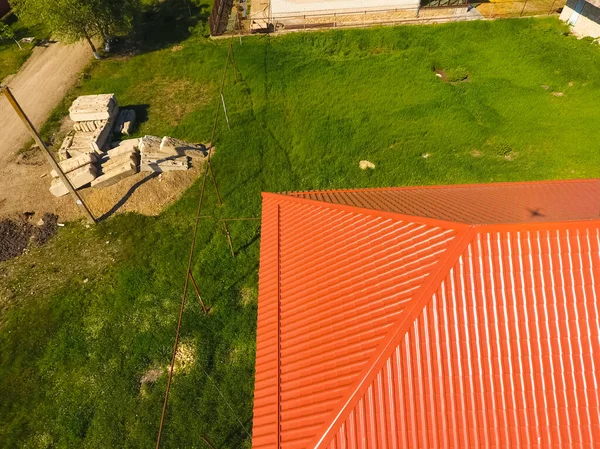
50 94 196 198
140 135 190 172
114 109 136 135
92 161 138 189
73 119 110 133
50 164 98 197
69 94 118 122
50 153 98 178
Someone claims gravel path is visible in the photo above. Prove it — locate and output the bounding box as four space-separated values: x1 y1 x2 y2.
0 40 91 218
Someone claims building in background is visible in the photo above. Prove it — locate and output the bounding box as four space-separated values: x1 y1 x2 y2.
253 179 600 449
561 0 600 38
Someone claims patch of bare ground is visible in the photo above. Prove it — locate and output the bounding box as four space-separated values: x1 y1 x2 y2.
0 223 121 322
0 152 205 223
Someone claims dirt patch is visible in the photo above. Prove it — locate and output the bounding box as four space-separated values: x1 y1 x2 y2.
141 368 163 384
79 153 206 220
1 152 205 223
433 66 469 83
240 286 256 306
173 340 196 374
0 213 58 262
470 149 483 157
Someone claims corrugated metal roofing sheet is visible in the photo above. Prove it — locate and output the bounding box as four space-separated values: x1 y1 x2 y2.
287 179 600 225
254 180 600 449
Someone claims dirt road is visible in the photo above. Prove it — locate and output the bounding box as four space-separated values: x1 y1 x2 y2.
0 40 91 218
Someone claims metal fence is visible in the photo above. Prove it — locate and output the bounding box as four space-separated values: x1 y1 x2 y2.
210 0 234 35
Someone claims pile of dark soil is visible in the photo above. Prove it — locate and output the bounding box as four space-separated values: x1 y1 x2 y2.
0 213 59 262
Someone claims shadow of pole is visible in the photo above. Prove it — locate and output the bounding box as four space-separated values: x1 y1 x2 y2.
97 172 160 222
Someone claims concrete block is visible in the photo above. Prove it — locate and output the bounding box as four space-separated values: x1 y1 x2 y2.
159 136 201 155
91 161 137 188
69 94 119 122
49 164 97 197
139 135 162 154
107 138 140 156
140 158 189 172
101 152 138 173
51 153 98 178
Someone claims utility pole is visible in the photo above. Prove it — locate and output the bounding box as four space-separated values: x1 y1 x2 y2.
1 86 96 224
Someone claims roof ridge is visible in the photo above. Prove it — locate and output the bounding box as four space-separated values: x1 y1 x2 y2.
308 225 478 449
261 192 469 231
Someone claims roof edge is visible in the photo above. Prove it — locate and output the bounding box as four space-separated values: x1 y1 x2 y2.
261 192 470 231
476 218 600 233
309 225 478 449
279 178 600 196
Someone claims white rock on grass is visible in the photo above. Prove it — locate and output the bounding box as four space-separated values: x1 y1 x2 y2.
359 160 375 170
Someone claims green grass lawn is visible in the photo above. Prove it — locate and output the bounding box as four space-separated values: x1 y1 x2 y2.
2 14 600 449
0 14 50 82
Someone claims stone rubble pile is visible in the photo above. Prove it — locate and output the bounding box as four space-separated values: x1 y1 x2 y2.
139 136 195 172
49 94 200 198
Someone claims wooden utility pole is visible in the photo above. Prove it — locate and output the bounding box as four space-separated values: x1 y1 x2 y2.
1 86 96 224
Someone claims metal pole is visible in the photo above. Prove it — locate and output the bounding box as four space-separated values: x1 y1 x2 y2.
222 220 235 257
229 41 240 83
209 44 232 148
189 272 209 314
1 86 97 224
201 436 217 449
207 160 223 206
220 93 231 130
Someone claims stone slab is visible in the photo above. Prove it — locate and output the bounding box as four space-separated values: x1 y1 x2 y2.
141 158 189 172
49 164 97 197
101 152 138 173
91 161 137 188
50 153 98 178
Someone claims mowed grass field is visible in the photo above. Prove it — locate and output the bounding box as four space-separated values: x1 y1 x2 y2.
2 14 600 449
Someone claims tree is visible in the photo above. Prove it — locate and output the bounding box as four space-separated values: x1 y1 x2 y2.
0 22 22 50
88 0 140 52
9 0 140 58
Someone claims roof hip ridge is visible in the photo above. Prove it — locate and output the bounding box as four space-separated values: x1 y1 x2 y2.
307 225 478 449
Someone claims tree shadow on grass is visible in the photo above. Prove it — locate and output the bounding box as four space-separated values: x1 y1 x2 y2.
112 0 212 57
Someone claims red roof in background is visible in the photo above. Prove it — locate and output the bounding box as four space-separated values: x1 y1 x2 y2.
254 180 600 449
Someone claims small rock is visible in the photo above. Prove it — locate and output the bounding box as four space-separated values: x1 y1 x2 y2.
421 153 430 159
106 241 110 244
435 73 443 78
359 160 375 170
37 219 45 226
551 92 564 97
57 223 65 227
83 278 89 283
568 81 574 87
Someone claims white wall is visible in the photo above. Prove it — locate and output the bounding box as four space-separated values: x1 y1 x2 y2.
271 0 420 18
561 0 600 39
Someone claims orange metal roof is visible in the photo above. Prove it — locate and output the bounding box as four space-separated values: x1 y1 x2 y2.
254 180 600 449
